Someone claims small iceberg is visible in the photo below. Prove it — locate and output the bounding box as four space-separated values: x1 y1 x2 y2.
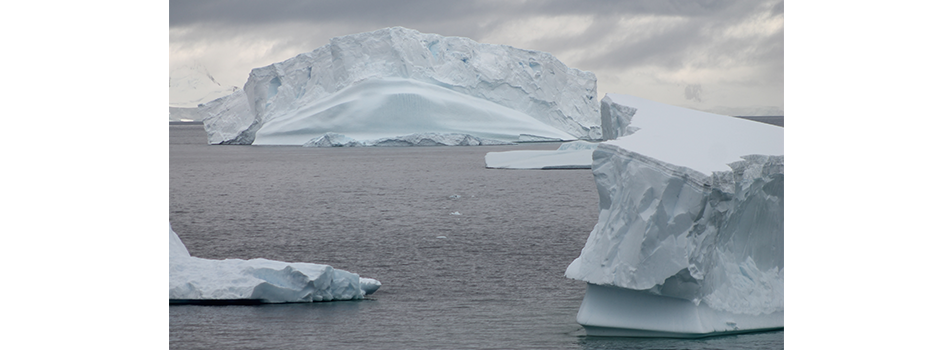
485 141 599 170
169 224 380 304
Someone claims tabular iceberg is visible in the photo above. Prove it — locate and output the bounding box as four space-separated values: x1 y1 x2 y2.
169 225 380 303
565 94 783 337
484 141 599 170
201 27 601 145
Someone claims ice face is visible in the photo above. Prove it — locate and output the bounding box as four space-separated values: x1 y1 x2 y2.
169 225 380 303
201 27 600 145
599 95 637 140
565 94 783 334
198 89 256 145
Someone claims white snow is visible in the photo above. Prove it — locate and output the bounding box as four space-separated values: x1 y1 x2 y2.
484 141 599 170
169 225 380 303
201 27 599 145
565 93 783 336
169 62 240 108
599 93 783 175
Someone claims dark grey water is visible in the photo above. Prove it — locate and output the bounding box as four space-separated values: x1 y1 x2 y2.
169 124 783 349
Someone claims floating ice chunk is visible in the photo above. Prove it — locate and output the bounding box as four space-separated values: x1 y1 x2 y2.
556 140 600 151
302 132 512 147
565 94 783 337
518 134 564 143
484 141 599 170
485 149 594 170
169 224 380 303
202 27 599 145
449 211 461 216
302 132 363 147
365 133 509 147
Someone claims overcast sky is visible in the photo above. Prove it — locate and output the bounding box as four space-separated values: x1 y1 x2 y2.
170 0 783 114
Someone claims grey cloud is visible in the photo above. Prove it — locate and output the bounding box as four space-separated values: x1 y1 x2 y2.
170 0 746 33
685 84 703 102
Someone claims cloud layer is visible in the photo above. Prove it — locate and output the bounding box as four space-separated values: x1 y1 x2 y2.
170 0 783 114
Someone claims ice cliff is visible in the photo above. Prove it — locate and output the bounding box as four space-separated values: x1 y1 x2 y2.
565 94 783 337
169 225 380 303
599 94 638 140
201 27 600 145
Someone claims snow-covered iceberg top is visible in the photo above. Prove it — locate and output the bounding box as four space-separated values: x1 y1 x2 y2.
169 225 380 303
598 93 783 175
484 141 598 170
565 94 782 325
202 27 600 145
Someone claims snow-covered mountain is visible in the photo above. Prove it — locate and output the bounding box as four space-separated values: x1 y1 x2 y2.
199 27 601 145
169 61 239 108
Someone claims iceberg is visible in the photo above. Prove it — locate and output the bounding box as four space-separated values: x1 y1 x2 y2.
201 27 602 145
169 225 380 303
565 94 783 337
200 27 600 145
485 141 598 170
302 132 512 147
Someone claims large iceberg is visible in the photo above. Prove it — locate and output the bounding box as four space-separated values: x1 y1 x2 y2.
169 225 380 303
201 27 600 145
565 94 783 337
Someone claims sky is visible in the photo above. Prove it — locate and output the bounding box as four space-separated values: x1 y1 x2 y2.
169 0 784 115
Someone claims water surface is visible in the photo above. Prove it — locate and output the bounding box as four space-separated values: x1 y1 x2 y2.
169 124 782 349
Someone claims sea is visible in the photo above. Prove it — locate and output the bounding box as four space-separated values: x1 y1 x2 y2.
169 123 783 349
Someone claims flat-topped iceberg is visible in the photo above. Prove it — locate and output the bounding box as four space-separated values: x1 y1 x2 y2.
565 94 783 337
202 27 601 145
485 141 598 169
169 225 380 303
